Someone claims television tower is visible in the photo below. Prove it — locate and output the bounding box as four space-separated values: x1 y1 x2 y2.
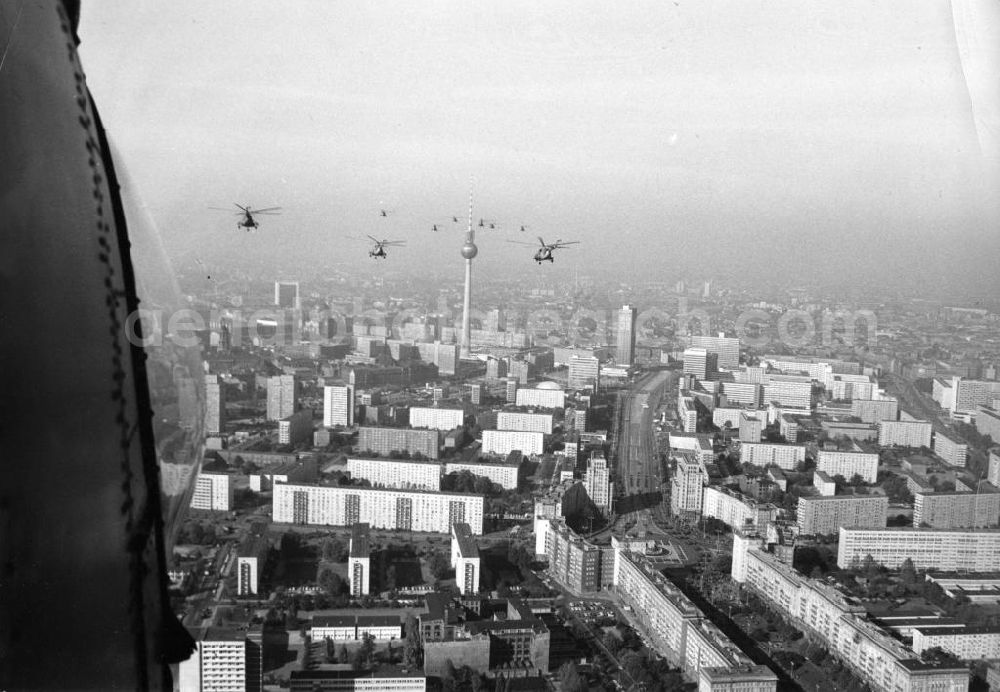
460 187 477 358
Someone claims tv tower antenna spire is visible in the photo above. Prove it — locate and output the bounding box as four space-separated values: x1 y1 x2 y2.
460 179 478 359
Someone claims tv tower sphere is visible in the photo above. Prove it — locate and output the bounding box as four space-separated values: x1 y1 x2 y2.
461 240 478 259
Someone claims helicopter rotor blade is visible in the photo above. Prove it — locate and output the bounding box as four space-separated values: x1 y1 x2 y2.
538 236 547 247
251 207 282 214
366 234 380 243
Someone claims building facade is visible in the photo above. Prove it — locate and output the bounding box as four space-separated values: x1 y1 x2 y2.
740 443 806 471
797 494 888 536
816 450 879 484
273 484 484 534
480 429 544 456
346 457 442 491
323 385 355 428
837 527 1000 571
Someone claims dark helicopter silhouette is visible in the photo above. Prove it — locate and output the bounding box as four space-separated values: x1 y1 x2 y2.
508 236 580 264
366 234 405 259
211 203 281 230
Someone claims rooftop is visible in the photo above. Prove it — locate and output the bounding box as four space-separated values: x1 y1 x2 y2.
350 522 370 557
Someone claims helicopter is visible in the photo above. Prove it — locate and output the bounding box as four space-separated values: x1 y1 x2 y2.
211 203 281 230
478 218 499 230
508 236 580 264
432 216 462 232
366 234 406 259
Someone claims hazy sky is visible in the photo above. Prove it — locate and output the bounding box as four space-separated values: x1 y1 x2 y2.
79 0 1000 292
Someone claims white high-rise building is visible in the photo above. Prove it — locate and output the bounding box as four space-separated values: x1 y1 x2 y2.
177 632 262 692
615 304 637 367
348 522 370 596
409 406 466 431
933 432 969 467
671 453 707 516
740 443 806 471
816 450 879 484
205 374 225 434
878 420 932 448
267 374 298 421
584 455 612 515
989 451 1000 488
323 384 354 427
690 333 740 369
568 356 600 391
497 411 553 434
481 429 544 456
451 522 481 595
190 472 233 511
797 494 888 535
273 483 484 534
837 527 1000 571
346 457 442 491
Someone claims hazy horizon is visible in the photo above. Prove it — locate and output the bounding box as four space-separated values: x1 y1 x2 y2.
79 0 1000 294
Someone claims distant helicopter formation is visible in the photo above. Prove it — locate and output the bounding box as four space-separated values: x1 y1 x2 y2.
213 200 579 263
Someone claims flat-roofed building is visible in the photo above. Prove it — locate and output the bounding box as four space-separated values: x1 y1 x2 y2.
879 420 932 448
668 432 715 464
990 450 1000 487
733 541 968 692
279 408 313 446
853 397 899 424
837 526 1000 571
671 453 708 516
444 458 520 490
310 615 402 642
480 429 543 456
720 382 763 407
584 455 612 516
740 443 806 471
912 625 1000 661
288 669 426 692
933 432 969 467
797 494 888 536
273 484 484 534
702 487 777 532
689 334 740 370
544 518 610 593
567 355 600 391
348 522 371 596
515 384 565 409
913 486 1000 528
763 377 811 409
357 427 440 460
177 628 263 692
739 412 764 443
323 384 355 428
236 532 269 597
451 522 480 595
497 411 553 434
613 546 777 690
346 457 442 491
813 470 837 496
190 471 234 512
817 450 879 484
409 407 466 431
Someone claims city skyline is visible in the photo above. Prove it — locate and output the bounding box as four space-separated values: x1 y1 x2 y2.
78 0 1000 293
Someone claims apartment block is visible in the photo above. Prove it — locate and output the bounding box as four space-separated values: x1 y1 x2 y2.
817 450 879 484
837 527 1000 571
497 411 553 434
409 406 466 431
357 426 440 460
702 486 777 532
515 386 566 409
740 443 806 471
190 471 234 512
913 487 1000 529
348 523 371 596
733 541 967 692
451 522 480 596
273 484 484 534
797 494 888 536
933 432 969 467
852 398 899 424
878 420 932 449
481 429 544 456
444 459 520 490
671 453 708 516
346 457 442 491
912 625 1000 661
